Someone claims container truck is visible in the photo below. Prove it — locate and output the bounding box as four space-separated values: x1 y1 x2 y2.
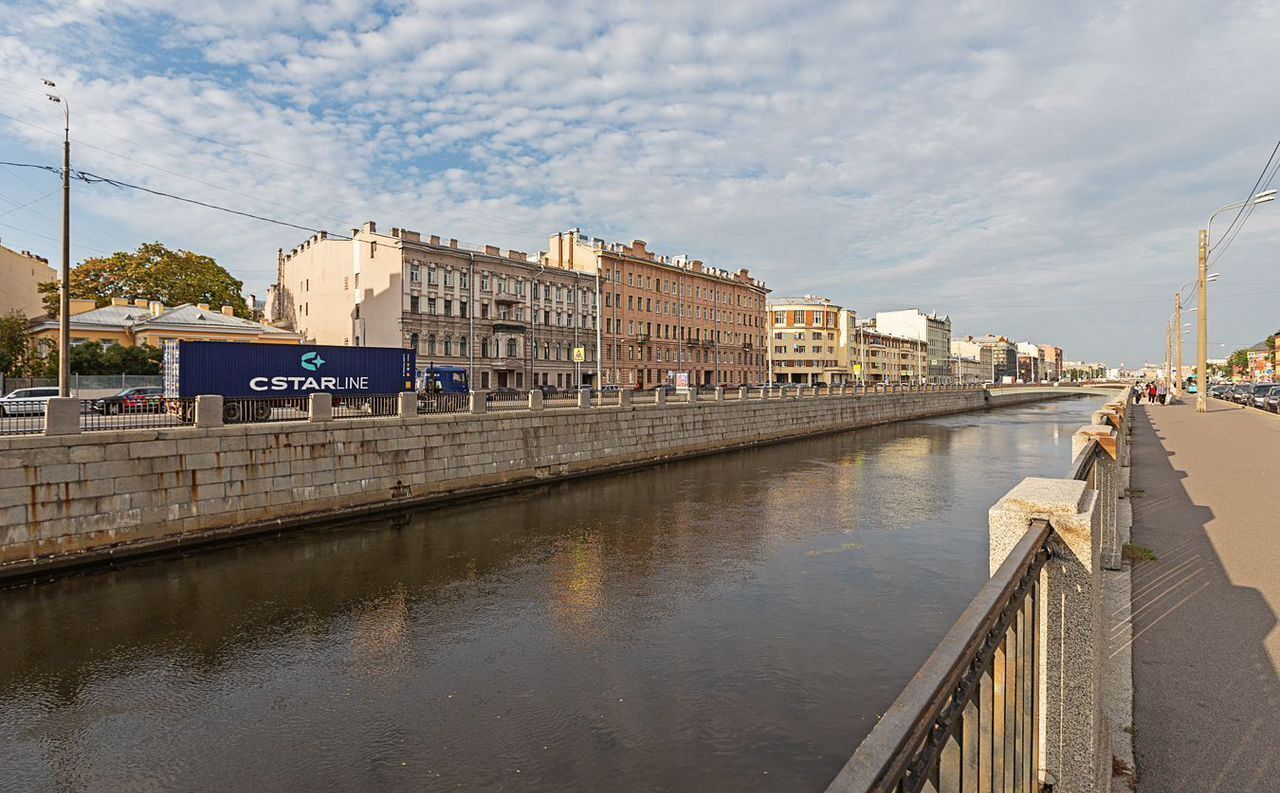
164 340 416 423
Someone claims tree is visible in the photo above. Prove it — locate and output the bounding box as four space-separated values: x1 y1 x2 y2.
38 242 249 318
0 311 42 377
40 341 164 376
1227 347 1249 376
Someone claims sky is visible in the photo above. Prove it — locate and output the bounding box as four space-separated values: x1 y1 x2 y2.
1 0 1278 367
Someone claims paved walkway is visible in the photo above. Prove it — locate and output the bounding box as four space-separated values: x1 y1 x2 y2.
1127 399 1280 791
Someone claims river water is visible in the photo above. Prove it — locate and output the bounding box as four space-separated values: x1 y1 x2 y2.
1 397 1103 793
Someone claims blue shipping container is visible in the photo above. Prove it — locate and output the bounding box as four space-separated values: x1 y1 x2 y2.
170 341 415 398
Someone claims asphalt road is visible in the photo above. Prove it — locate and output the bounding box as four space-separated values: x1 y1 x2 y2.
1129 399 1280 791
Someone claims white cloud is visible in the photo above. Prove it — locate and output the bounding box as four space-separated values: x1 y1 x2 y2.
0 0 1277 364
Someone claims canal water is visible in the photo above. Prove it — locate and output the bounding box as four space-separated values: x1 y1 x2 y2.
1 397 1104 793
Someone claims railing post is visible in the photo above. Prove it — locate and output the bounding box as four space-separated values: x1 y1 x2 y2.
989 478 1106 793
195 395 225 428
307 393 331 423
735 386 745 401
1074 424 1120 571
528 389 543 411
687 387 699 404
655 388 667 406
397 391 416 418
470 391 487 414
43 397 81 436
618 389 632 408
715 386 725 401
577 388 591 409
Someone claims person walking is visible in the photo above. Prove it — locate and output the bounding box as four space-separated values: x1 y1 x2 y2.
1132 383 1142 405
1147 382 1157 404
1157 381 1168 405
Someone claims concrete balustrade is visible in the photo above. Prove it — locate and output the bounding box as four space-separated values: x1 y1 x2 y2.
397 392 417 418
307 393 331 423
528 389 543 411
196 395 225 428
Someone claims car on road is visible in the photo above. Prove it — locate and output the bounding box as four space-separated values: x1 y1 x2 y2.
1228 384 1255 404
0 387 58 416
1265 385 1280 413
599 384 621 394
1209 384 1231 398
91 386 164 414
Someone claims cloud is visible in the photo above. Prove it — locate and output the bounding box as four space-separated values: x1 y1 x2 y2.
0 0 1277 364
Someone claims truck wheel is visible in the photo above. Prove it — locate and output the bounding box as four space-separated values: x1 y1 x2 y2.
223 402 243 423
252 402 272 422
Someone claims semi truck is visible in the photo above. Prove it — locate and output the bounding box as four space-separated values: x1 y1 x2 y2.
164 340 416 423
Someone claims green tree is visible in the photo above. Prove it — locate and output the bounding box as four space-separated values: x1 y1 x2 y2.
1227 347 1249 375
43 341 165 376
0 310 41 376
38 242 249 318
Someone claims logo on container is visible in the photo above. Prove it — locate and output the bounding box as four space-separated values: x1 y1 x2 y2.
300 351 326 371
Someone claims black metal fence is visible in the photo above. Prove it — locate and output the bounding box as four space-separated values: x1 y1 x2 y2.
81 397 196 432
486 391 528 411
826 519 1051 793
0 400 46 435
417 393 469 415
333 395 400 420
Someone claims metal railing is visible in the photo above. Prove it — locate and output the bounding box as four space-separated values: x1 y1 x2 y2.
225 397 311 424
333 394 400 420
826 518 1051 793
0 401 46 435
417 393 469 415
486 391 528 411
82 397 195 432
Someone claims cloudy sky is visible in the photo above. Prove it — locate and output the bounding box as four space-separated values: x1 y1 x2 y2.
1 0 1278 366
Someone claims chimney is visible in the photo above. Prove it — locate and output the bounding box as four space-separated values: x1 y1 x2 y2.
391 227 401 238
631 240 648 258
401 229 421 242
691 260 703 273
133 299 148 307
429 235 440 245
449 238 458 249
221 306 235 316
149 301 164 317
68 298 97 316
361 220 377 234
110 297 129 306
318 231 327 240
197 303 210 311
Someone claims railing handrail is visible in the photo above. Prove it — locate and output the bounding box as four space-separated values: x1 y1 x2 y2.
1070 437 1101 481
825 518 1053 793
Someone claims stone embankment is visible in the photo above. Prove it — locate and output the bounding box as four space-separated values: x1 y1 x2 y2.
1 387 1077 580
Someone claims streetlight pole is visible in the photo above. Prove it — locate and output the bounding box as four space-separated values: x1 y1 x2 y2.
1174 291 1182 397
44 80 71 397
1198 189 1277 412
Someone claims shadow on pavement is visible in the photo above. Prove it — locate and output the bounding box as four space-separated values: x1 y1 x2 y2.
1127 404 1280 791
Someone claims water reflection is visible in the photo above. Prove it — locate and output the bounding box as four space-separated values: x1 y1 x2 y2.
1 398 1104 793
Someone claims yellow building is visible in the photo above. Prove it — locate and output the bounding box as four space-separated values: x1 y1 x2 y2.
848 321 929 384
29 298 303 348
768 296 849 385
0 243 56 318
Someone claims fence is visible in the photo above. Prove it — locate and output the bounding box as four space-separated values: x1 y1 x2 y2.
827 519 1051 793
0 374 163 396
826 392 1128 793
2 384 995 437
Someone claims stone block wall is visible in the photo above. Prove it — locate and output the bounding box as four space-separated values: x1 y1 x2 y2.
0 389 1068 576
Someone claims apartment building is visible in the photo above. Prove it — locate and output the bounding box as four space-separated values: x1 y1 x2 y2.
767 296 847 385
972 335 1018 382
850 320 929 384
546 230 768 388
278 222 598 391
874 309 952 382
0 243 56 317
949 355 986 384
951 337 994 380
1016 342 1046 383
1038 344 1064 382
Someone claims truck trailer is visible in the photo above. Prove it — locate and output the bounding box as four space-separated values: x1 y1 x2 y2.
164 341 416 423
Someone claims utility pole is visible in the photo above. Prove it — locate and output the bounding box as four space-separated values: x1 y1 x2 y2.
1174 291 1182 398
1165 321 1171 392
45 81 71 397
1196 229 1208 413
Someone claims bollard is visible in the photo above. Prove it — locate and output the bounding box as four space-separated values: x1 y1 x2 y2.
687 387 699 404
655 388 667 406
43 397 81 436
307 393 332 423
619 389 632 408
577 388 591 409
528 389 543 411
398 391 417 418
470 391 487 414
196 395 225 427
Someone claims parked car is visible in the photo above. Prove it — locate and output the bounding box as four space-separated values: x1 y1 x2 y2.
1265 385 1280 413
91 386 164 414
1209 384 1231 398
486 387 522 400
0 387 58 416
1230 384 1255 404
600 384 621 394
654 384 677 395
1250 383 1274 410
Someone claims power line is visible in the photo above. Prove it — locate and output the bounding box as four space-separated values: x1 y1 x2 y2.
0 161 351 238
1210 137 1280 253
1210 152 1280 267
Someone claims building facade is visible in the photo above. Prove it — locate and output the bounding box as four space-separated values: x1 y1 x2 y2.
279 222 598 391
767 296 846 385
874 309 952 382
546 230 768 388
0 243 56 318
951 337 994 381
1038 344 1064 382
850 320 929 384
1016 342 1046 383
973 335 1018 382
29 298 302 347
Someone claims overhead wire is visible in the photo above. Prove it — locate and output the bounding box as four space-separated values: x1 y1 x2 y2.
1209 151 1280 267
1209 138 1280 253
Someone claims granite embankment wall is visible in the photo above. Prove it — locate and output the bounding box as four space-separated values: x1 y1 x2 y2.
0 389 1069 577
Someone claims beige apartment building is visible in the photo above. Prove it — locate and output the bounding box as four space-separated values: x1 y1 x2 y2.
768 296 847 385
545 230 769 388
277 222 598 391
851 321 929 384
0 243 56 317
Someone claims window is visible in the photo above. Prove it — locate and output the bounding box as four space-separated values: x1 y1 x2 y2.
481 273 491 291
459 336 468 357
460 301 468 318
409 296 419 313
443 336 452 355
443 299 452 317
427 335 437 355
410 332 419 351
428 267 438 286
426 298 436 315
410 264 420 284
481 302 490 319
507 338 518 357
444 270 454 287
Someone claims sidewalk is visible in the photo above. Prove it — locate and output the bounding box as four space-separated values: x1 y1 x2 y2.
1126 399 1280 791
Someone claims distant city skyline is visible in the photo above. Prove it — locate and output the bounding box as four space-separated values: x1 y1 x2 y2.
1 1 1278 366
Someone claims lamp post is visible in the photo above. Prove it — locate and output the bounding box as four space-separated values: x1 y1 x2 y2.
1198 190 1276 412
44 79 71 397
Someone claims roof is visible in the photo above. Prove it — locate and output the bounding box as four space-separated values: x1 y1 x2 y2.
34 302 300 338
769 296 840 308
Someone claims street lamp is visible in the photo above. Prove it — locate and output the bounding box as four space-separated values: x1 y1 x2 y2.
43 79 71 397
1198 191 1275 412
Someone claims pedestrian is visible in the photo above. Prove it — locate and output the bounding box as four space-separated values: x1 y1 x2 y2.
1147 382 1157 403
1132 383 1142 405
1157 382 1168 405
